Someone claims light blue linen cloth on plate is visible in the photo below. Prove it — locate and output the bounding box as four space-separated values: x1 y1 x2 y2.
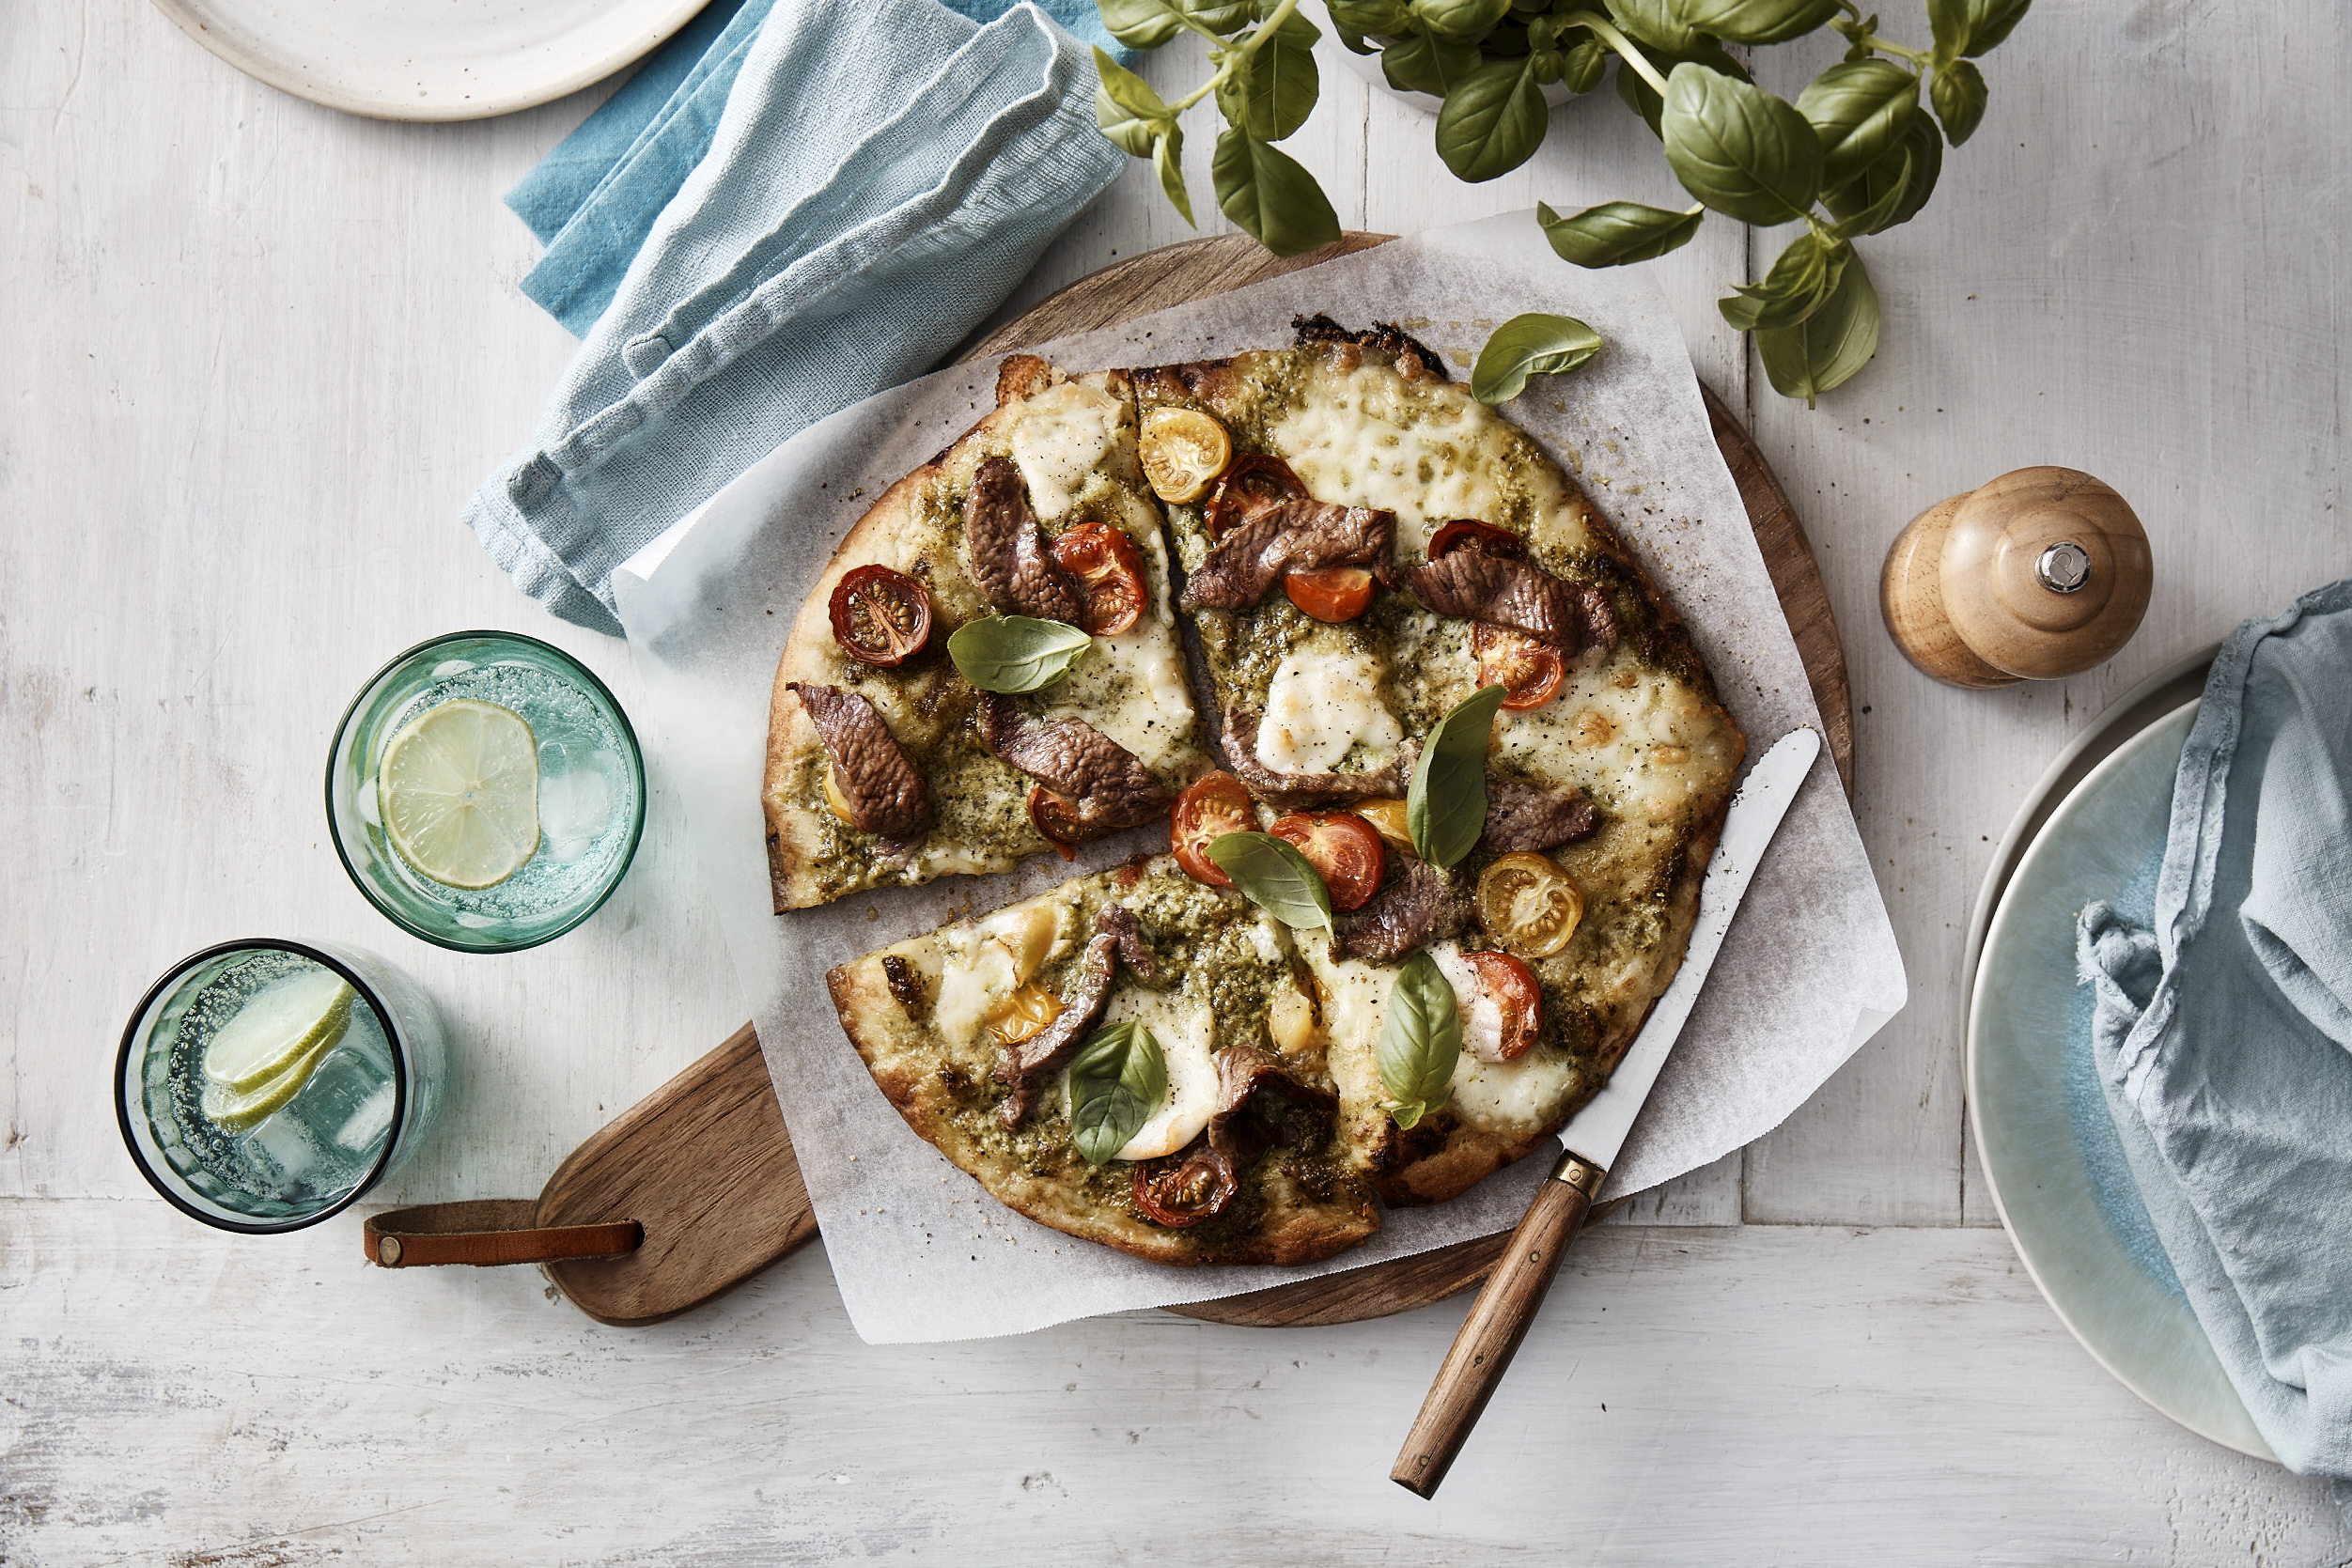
462 0 1124 634
2079 577 2352 1521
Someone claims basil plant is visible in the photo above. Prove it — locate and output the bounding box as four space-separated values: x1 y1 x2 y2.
1092 0 2030 403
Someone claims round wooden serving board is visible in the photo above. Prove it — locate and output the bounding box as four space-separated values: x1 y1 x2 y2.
530 233 1852 1331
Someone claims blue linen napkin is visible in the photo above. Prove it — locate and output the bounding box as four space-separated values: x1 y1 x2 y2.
465 0 1124 634
2078 577 2352 1520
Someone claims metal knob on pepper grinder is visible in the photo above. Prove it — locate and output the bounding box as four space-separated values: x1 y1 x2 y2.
1879 465 2154 688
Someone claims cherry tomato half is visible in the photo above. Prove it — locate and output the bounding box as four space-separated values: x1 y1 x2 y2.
1028 785 1082 861
1285 565 1377 624
1267 811 1386 911
1472 620 1565 711
828 564 933 667
1476 850 1585 959
1426 520 1530 562
1460 949 1543 1063
1049 520 1147 638
1133 1149 1237 1226
1204 453 1309 538
1171 771 1258 887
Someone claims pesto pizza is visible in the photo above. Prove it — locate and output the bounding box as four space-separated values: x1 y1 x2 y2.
777 320 1747 1265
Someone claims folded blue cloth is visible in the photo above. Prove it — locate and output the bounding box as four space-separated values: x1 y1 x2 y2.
464 0 1123 633
506 0 1129 338
2079 577 2352 1521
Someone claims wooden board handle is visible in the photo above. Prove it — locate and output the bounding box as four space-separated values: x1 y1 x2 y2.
1390 1154 1600 1498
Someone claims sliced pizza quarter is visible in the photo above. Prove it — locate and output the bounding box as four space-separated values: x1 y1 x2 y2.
767 356 1207 911
829 854 1381 1265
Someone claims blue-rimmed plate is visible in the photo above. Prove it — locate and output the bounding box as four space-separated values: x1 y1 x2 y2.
1968 692 2271 1459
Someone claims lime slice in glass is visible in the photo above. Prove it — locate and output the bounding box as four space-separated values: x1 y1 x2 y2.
201 968 358 1094
379 698 541 889
202 1032 342 1132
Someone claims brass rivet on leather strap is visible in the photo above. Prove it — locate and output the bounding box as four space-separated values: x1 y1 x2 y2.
1550 1150 1606 1200
378 1234 403 1266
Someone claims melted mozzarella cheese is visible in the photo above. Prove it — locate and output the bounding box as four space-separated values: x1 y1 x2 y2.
1257 643 1402 773
930 930 1017 1048
1445 1046 1577 1135
1431 943 1507 1063
1009 380 1123 522
1042 613 1194 774
1496 657 1739 817
1083 988 1220 1161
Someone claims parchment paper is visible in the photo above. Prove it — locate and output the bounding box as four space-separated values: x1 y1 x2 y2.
613 211 1907 1344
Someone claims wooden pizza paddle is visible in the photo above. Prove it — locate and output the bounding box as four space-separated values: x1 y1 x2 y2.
364 234 1852 1327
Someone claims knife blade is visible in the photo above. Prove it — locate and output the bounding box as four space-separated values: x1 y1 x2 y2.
1390 725 1822 1498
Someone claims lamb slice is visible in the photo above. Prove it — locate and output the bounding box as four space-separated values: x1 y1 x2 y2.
1179 498 1396 612
965 456 1082 623
1220 707 1417 807
1093 903 1163 985
974 693 1171 836
1140 1047 1342 1224
995 930 1116 1128
787 683 932 844
1332 858 1473 964
1481 773 1599 855
1409 551 1617 652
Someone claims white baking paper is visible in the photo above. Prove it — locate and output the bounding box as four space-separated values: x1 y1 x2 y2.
613 211 1907 1344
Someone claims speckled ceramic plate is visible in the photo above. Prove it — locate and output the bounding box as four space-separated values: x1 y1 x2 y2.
149 0 705 121
1968 694 2273 1460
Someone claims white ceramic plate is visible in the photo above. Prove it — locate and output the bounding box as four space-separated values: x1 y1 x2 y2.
1968 697 2273 1460
149 0 706 121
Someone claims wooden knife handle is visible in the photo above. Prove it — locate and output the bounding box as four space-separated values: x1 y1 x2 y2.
1390 1151 1603 1498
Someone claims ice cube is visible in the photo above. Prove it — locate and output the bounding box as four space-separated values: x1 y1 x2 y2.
247 1112 319 1183
538 741 619 862
337 1081 397 1153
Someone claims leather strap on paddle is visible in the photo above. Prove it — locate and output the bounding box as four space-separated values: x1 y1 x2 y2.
364 1200 642 1269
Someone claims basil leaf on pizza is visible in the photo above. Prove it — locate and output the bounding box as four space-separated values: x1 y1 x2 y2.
1378 951 1461 1130
1207 831 1333 937
1067 1020 1169 1166
948 615 1091 692
1408 684 1507 867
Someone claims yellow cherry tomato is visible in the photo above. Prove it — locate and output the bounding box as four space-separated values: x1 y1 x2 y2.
986 982 1064 1046
1476 851 1585 958
1139 407 1234 504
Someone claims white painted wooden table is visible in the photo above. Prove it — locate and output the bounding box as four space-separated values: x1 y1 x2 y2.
5 0 2349 1559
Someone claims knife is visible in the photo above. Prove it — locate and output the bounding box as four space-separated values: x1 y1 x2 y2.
1390 725 1823 1498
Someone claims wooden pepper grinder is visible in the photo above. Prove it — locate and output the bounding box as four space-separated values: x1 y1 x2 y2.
1879 466 2154 688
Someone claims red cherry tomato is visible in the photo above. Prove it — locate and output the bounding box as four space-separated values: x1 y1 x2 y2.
1170 771 1258 887
1028 785 1081 861
1426 520 1530 562
828 565 934 667
1204 453 1309 538
1462 949 1543 1063
1472 620 1565 711
1049 520 1148 638
1267 811 1386 912
1284 565 1377 624
1132 1149 1237 1226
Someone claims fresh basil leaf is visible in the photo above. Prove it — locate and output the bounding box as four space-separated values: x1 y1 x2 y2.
1411 0 1513 41
1538 198 1705 266
1211 129 1342 256
1380 26 1483 96
1154 123 1196 225
1377 951 1461 1129
1796 58 1917 189
1719 230 1848 331
1095 49 1175 158
1436 57 1550 183
1408 684 1506 866
1929 58 1986 146
1823 111 1939 231
1206 831 1334 936
1959 0 2030 56
1755 250 1880 406
1604 0 1696 54
1068 1019 1169 1166
1660 63 1823 225
1664 0 1840 46
1470 313 1603 405
1098 0 1188 50
1827 146 1908 238
1614 38 1747 138
947 615 1092 692
1328 0 1411 34
1221 27 1320 140
1560 37 1608 94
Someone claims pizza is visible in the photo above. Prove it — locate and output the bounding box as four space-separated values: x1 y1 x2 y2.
773 320 1747 1266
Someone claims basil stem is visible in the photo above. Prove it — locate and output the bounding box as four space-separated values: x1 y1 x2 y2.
1068 1019 1169 1166
1408 685 1507 867
1206 831 1333 938
947 615 1090 693
1378 951 1461 1129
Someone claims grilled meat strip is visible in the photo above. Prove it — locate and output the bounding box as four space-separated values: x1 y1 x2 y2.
1410 551 1617 652
1481 773 1600 855
787 682 932 843
965 456 1083 623
975 692 1171 836
1179 498 1396 612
